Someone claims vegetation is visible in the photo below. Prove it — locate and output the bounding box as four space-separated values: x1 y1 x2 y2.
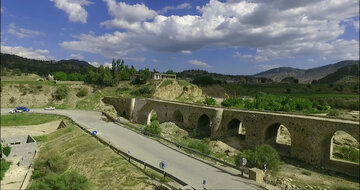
1 113 63 126
177 80 191 86
236 145 280 171
192 75 222 85
301 170 312 176
187 139 212 155
131 85 154 97
9 96 15 103
31 121 154 189
203 97 216 105
2 146 11 157
281 77 299 83
1 160 11 180
334 146 359 163
53 85 69 100
327 109 340 116
28 171 90 190
144 120 162 135
159 79 173 88
76 88 88 97
1 53 94 76
54 72 86 81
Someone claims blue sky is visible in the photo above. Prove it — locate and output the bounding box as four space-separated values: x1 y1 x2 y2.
1 0 359 75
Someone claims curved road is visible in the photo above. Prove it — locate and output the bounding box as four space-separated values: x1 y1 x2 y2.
1 109 261 190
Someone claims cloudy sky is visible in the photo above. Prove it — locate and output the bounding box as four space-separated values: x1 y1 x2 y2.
1 0 359 75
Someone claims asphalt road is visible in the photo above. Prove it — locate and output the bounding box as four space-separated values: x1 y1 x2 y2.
1 109 261 189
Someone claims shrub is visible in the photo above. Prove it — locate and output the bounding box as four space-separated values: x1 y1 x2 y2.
327 109 340 116
203 97 216 105
9 97 15 104
53 85 69 100
187 139 212 155
116 87 129 93
336 146 359 163
131 85 154 97
76 88 88 97
301 170 312 176
28 171 89 190
178 80 191 86
144 120 162 136
2 146 11 157
159 80 173 88
221 97 243 108
47 155 69 173
236 145 280 171
150 114 158 122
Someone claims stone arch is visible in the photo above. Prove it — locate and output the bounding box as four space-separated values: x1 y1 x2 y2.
196 114 211 138
329 130 359 163
172 110 184 123
264 123 292 156
147 109 158 125
137 103 159 125
227 118 245 138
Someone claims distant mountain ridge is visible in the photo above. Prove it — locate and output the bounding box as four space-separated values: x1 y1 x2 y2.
0 53 95 76
317 63 359 84
254 60 359 83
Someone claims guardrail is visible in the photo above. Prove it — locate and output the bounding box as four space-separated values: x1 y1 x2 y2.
101 112 242 172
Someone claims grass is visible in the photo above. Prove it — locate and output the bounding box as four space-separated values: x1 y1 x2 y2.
159 79 173 88
1 160 12 180
178 80 191 87
32 120 155 189
1 113 64 126
301 170 312 176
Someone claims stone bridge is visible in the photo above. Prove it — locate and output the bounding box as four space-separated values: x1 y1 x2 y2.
102 97 359 177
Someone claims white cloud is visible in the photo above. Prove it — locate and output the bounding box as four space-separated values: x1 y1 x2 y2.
1 44 50 60
258 64 282 71
181 50 191 54
234 52 253 59
103 62 112 68
62 0 359 62
307 58 315 62
151 59 159 63
158 3 191 14
354 20 359 31
8 24 42 38
89 61 100 67
69 53 84 60
187 60 212 68
101 0 157 30
124 57 146 62
50 0 91 23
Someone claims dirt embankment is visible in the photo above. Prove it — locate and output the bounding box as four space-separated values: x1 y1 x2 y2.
153 80 203 101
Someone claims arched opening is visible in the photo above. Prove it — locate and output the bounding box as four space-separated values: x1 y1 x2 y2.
227 119 245 139
330 131 359 164
147 109 158 125
196 114 211 138
172 110 183 123
265 123 292 156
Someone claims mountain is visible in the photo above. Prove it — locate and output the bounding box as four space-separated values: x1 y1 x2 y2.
317 63 359 84
0 53 95 76
254 60 359 83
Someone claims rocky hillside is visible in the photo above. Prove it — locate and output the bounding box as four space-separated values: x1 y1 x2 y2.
153 80 203 102
254 60 359 83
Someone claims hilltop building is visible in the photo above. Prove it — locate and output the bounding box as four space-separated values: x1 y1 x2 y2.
153 73 176 80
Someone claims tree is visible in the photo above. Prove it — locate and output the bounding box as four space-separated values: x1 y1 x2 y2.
2 146 11 157
54 72 68 81
166 70 175 74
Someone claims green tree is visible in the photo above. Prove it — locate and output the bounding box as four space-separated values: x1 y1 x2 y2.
236 145 280 171
144 120 162 135
54 72 68 81
203 97 216 105
3 146 11 157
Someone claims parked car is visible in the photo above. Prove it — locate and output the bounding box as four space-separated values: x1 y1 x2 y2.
44 106 56 110
16 106 30 112
9 109 16 114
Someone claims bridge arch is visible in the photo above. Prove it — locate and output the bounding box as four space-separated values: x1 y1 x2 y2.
329 130 359 163
172 110 184 123
196 114 211 138
227 118 245 138
264 123 292 156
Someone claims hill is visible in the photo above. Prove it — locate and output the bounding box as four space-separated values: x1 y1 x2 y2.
0 53 95 76
317 64 360 84
254 60 359 83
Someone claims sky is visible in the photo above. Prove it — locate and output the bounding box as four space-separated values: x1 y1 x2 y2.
1 0 359 75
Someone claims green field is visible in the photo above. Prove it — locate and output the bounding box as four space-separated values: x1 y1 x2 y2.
0 160 11 180
1 113 64 126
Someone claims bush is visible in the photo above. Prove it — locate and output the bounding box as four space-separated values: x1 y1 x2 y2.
34 153 69 175
144 120 162 136
327 109 340 116
9 97 15 104
236 145 280 171
1 160 12 180
2 146 11 157
301 170 312 176
53 86 69 100
76 88 88 97
336 146 359 163
178 80 191 86
203 97 216 105
28 171 89 190
159 80 173 88
221 97 243 108
131 85 154 97
150 114 158 122
187 139 212 155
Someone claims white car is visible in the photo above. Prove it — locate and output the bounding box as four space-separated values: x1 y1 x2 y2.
44 106 56 110
9 109 22 114
9 109 16 114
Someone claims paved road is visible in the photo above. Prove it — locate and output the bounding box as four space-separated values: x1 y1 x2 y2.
1 109 261 190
